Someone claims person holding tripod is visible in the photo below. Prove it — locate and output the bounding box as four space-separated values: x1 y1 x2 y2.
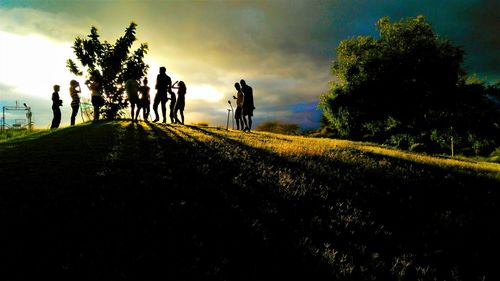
232 82 244 130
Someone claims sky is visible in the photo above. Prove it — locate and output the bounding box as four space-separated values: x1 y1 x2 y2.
0 0 498 129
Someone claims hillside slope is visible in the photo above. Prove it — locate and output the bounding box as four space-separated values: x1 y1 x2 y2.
1 121 499 280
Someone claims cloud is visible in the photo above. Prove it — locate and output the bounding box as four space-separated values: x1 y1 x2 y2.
1 0 499 131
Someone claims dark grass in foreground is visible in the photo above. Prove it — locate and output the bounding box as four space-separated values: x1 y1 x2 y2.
0 121 499 280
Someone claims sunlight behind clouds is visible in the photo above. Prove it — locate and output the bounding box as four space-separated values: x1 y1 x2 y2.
187 84 224 102
0 31 84 103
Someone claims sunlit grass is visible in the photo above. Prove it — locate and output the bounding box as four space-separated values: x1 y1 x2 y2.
190 127 500 175
2 120 499 279
0 128 51 143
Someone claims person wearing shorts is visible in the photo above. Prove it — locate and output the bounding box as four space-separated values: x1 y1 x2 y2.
232 82 244 130
137 77 150 121
125 78 140 121
241 79 255 132
86 79 103 121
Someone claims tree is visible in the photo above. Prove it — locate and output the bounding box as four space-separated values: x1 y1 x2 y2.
320 16 468 140
319 16 500 154
67 22 149 119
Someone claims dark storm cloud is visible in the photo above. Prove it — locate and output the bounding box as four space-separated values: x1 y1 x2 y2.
1 0 498 129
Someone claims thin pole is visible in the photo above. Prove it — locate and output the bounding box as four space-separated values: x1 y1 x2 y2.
2 106 5 132
226 109 231 130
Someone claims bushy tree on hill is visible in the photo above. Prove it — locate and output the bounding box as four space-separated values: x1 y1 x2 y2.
320 15 500 155
67 22 149 119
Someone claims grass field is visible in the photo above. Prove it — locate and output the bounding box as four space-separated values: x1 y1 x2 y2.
1 120 499 280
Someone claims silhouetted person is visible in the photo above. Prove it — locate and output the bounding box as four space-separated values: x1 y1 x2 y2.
69 80 81 126
50 84 62 129
168 82 177 123
86 79 103 121
126 78 140 122
240 79 255 132
153 66 172 123
137 77 150 121
173 81 186 125
232 82 244 130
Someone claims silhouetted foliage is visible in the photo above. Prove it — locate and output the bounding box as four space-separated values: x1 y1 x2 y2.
319 15 500 155
256 120 300 135
67 22 149 119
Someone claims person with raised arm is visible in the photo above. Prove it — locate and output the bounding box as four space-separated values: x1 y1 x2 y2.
69 80 81 126
172 81 187 125
86 79 103 121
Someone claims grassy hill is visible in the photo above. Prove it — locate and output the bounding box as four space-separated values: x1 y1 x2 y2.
1 121 499 280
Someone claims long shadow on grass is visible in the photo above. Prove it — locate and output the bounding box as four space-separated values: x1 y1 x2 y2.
143 122 331 280
185 125 500 281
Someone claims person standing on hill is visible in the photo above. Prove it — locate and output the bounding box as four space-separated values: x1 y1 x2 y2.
153 66 172 123
125 78 140 122
172 81 187 125
137 77 151 121
232 82 244 130
69 80 81 126
240 79 255 132
86 79 103 121
50 84 62 129
168 81 177 123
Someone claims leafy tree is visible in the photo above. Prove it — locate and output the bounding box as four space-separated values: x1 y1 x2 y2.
67 22 149 119
319 16 500 155
321 16 464 138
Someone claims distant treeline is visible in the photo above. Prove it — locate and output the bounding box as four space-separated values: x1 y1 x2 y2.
319 15 500 158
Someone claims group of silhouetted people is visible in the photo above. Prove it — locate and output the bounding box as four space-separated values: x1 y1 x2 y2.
50 66 188 128
51 79 104 129
233 79 255 132
125 66 186 124
51 67 256 131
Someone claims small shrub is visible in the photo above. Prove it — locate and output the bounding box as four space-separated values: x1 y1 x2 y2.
409 143 427 153
488 147 500 163
385 134 416 150
256 120 300 135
